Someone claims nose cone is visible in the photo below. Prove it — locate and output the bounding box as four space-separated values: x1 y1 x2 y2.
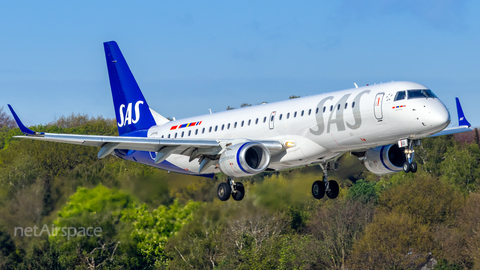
430 102 451 131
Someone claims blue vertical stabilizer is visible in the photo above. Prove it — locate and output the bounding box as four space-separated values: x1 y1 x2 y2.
104 41 156 136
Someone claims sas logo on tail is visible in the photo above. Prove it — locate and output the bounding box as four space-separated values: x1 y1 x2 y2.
117 101 144 127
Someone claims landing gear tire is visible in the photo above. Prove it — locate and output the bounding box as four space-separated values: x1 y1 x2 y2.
217 182 231 201
232 182 245 201
410 162 418 173
326 180 339 199
403 162 411 173
312 180 325 200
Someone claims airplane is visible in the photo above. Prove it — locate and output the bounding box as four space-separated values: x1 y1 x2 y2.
8 41 472 202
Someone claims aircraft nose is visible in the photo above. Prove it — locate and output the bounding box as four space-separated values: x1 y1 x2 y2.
430 102 450 129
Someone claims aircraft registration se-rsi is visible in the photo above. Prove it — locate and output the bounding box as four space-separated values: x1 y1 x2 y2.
8 41 472 202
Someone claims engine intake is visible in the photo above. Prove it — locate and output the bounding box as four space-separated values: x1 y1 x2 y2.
364 144 406 175
219 142 271 177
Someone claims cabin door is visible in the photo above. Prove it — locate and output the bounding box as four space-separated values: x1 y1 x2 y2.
374 93 384 121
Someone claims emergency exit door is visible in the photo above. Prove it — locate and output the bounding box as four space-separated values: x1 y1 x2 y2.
269 111 276 129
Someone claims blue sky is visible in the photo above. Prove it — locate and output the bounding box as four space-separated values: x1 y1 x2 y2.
1 1 479 127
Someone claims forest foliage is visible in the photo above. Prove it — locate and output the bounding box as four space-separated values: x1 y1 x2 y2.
0 106 479 269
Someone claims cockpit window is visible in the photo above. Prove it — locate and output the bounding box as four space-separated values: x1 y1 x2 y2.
394 91 406 101
407 89 437 99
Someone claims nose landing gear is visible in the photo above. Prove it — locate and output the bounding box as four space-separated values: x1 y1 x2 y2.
401 139 419 173
312 163 339 200
217 177 245 201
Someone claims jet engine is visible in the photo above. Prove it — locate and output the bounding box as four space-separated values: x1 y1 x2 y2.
363 144 406 175
218 142 271 178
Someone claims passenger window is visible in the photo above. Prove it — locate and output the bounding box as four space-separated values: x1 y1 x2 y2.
215 125 218 132
308 109 312 115
181 131 184 138
241 121 244 127
221 124 224 130
395 91 406 101
255 118 259 124
202 127 205 134
330 105 333 111
234 122 237 128
323 106 326 113
287 113 290 119
168 134 171 138
248 120 251 126
345 103 348 109
279 114 283 120
161 135 164 138
263 117 267 123
175 133 177 138
337 104 340 110
227 123 230 129
195 129 198 135
316 108 319 114
188 130 191 136
294 112 297 118
209 126 212 132
301 110 304 116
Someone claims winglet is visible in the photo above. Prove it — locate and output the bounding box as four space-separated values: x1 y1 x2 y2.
455 97 471 127
7 105 43 135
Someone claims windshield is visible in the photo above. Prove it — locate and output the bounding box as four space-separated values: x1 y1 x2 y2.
407 89 437 99
394 91 406 101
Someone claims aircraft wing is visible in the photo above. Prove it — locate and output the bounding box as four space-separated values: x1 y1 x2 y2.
428 97 472 138
8 105 283 161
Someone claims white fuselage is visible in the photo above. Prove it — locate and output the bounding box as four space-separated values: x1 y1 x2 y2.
147 81 450 175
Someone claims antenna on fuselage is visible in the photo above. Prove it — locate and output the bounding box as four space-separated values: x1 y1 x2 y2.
209 109 212 114
354 83 358 88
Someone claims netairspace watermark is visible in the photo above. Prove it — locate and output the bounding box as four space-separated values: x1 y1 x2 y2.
14 224 102 240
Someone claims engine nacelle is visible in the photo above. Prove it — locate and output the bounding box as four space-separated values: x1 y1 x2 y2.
219 142 271 178
364 144 406 175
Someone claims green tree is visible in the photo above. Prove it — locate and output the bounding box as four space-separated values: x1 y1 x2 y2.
378 175 463 225
441 142 480 193
308 199 375 269
51 184 140 269
349 211 433 269
0 225 22 269
121 199 201 267
346 179 378 203
416 136 455 175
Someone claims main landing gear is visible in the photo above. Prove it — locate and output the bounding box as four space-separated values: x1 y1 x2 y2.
312 163 339 200
217 177 245 201
402 139 419 173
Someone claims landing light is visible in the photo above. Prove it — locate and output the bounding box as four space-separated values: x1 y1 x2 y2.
285 141 296 148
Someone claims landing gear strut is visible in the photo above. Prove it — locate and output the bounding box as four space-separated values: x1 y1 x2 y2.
402 139 419 173
217 177 245 201
312 163 339 200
